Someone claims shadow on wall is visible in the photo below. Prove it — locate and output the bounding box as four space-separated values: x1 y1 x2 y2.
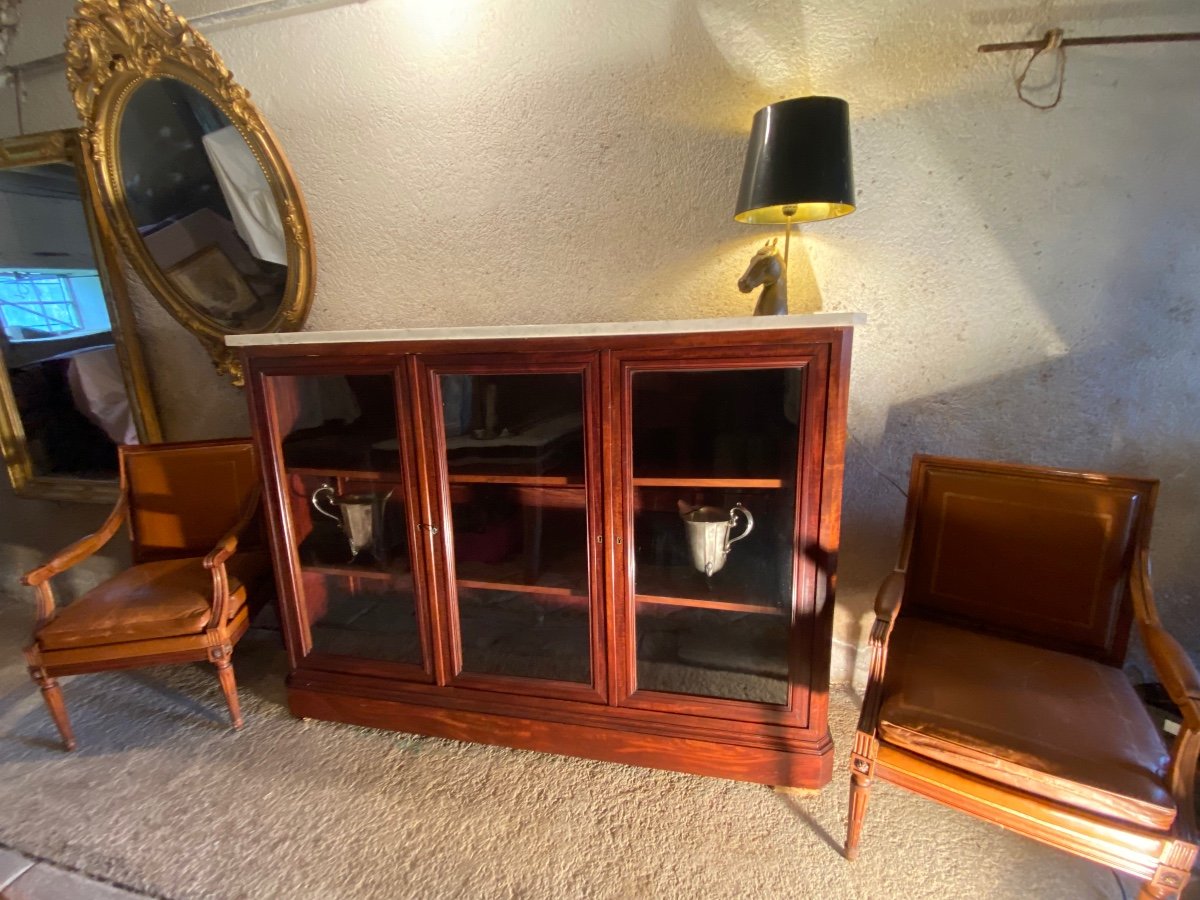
833 6 1200 669
840 313 1200 666
838 65 1200 641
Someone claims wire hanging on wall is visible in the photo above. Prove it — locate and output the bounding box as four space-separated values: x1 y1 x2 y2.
1014 28 1066 109
979 28 1200 110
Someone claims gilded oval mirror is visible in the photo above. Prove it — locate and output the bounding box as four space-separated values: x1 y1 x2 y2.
66 0 315 383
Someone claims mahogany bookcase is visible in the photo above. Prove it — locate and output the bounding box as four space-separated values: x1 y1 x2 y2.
233 315 858 787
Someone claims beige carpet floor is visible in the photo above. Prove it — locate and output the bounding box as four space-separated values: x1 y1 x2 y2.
0 596 1143 899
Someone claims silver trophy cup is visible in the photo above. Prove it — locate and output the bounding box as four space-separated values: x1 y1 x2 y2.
678 501 754 577
311 483 394 562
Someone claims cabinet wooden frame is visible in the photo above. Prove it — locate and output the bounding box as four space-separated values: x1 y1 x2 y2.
241 324 854 788
250 359 435 682
411 350 608 704
610 341 837 730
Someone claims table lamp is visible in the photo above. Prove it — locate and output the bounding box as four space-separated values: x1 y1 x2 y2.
734 96 855 315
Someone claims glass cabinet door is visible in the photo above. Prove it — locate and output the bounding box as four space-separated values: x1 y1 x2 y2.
425 362 602 698
624 364 806 711
267 371 430 675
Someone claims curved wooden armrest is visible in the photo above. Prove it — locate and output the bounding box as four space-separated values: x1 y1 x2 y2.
22 495 128 632
205 484 262 625
1141 621 1200 841
1131 548 1162 627
1143 623 1200 728
1127 551 1200 838
22 496 128 588
856 570 907 738
204 484 262 572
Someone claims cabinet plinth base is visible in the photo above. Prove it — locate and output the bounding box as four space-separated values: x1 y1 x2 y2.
287 683 834 789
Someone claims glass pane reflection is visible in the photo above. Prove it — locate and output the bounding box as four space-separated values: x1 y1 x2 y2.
439 372 592 685
269 372 423 668
304 571 423 665
630 368 800 481
631 367 802 706
458 588 590 683
635 605 789 704
276 373 401 474
440 373 584 479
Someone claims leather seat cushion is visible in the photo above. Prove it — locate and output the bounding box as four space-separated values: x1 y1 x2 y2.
38 553 268 650
878 617 1175 830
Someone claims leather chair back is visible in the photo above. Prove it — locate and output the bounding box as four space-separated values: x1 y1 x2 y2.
900 455 1156 666
121 440 258 564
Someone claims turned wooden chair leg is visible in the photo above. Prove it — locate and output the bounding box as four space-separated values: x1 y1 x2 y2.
845 769 872 860
30 670 76 751
209 646 243 730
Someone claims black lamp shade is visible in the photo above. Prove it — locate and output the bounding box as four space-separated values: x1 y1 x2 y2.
734 96 855 224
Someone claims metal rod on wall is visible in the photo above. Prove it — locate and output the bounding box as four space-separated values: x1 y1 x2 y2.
980 31 1200 53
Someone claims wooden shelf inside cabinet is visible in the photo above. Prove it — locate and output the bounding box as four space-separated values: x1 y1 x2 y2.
448 474 585 487
456 577 588 600
632 476 785 489
634 563 787 616
297 531 412 580
454 555 588 601
303 564 412 584
635 594 787 617
288 466 403 483
448 480 587 513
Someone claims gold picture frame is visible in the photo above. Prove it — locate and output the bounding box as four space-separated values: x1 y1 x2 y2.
166 245 261 329
66 0 315 384
0 129 162 502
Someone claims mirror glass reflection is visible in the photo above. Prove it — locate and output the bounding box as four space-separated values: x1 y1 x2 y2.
0 163 137 481
118 77 287 331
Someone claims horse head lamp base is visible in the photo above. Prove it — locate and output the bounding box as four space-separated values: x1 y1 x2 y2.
738 238 788 316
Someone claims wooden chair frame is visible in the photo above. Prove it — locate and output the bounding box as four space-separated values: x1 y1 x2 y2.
845 456 1199 900
21 439 263 750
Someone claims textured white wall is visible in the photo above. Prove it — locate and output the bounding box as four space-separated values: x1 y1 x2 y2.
0 190 95 268
2 0 1199 680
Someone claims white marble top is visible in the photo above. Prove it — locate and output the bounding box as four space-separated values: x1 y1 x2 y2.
225 313 865 347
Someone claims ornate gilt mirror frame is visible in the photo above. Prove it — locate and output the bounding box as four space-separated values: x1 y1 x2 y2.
66 0 315 383
0 129 162 502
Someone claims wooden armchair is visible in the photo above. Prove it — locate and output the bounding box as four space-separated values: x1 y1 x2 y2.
845 455 1198 899
22 439 270 750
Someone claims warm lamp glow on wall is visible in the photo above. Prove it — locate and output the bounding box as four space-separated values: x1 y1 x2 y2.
735 96 855 315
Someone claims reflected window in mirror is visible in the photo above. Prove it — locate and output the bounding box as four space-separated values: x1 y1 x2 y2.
0 131 159 500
